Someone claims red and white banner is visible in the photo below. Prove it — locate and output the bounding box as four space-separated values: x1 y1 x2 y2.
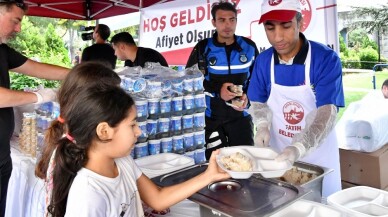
139 0 339 65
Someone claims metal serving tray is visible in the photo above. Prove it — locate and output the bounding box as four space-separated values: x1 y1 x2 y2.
151 163 309 217
272 161 333 203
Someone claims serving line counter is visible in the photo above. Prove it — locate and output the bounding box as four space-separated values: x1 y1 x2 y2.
4 138 329 217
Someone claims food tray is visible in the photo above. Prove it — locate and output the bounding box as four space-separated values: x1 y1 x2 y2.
152 164 309 217
216 146 292 179
270 199 345 216
272 161 333 203
327 186 388 217
135 153 194 178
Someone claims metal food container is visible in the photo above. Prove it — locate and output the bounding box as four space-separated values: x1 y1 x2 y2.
152 163 309 217
271 161 333 203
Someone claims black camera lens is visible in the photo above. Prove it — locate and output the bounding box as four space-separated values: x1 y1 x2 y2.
85 26 95 31
79 26 95 31
81 32 93 41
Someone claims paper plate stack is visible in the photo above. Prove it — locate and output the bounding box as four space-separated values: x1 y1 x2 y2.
327 186 388 217
270 199 345 216
135 153 195 178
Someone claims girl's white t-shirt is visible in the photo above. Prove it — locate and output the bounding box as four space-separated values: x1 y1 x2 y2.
65 156 143 217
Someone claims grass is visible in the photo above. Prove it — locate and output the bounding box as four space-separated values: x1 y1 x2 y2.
338 70 388 121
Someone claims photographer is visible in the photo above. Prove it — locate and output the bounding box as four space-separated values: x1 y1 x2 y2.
81 24 117 69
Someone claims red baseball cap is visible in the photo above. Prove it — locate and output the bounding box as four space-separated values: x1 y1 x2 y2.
259 0 301 24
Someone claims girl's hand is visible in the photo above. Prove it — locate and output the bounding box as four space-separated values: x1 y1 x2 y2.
204 149 231 182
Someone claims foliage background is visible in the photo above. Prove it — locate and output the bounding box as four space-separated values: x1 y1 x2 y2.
8 17 70 90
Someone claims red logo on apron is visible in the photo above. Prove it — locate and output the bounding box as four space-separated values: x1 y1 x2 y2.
268 0 282 6
300 0 312 32
283 101 304 125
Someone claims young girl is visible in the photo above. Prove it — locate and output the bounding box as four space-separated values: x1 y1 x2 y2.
35 62 122 216
43 67 230 216
36 62 121 180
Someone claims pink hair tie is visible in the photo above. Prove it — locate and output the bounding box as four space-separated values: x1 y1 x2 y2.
57 116 65 123
66 133 77 144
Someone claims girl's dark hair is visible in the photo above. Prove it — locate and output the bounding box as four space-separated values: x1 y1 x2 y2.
211 0 237 20
35 62 121 180
48 85 135 216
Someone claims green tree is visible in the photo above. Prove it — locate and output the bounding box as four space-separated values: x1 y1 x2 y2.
8 17 47 57
351 5 388 62
8 16 70 90
359 47 379 69
57 19 93 62
348 29 373 49
43 24 70 66
351 5 388 34
339 34 348 56
112 25 138 41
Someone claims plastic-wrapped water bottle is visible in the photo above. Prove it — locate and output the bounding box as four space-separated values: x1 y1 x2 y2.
172 135 184 154
157 117 170 138
135 98 148 122
146 119 158 140
194 130 206 149
171 96 183 116
193 112 205 131
135 142 149 159
194 148 206 164
161 137 173 153
194 93 206 113
148 139 161 155
183 95 195 114
183 132 195 152
183 76 194 95
171 78 184 95
193 76 204 93
182 114 193 133
170 116 182 135
159 97 171 117
137 121 148 143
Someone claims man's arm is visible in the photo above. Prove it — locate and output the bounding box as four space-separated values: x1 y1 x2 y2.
0 59 69 108
185 43 201 68
0 87 38 107
12 59 69 80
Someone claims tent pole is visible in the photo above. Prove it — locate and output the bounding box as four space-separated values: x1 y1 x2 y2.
137 0 143 45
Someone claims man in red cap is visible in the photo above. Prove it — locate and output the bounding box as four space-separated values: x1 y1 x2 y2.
248 0 344 198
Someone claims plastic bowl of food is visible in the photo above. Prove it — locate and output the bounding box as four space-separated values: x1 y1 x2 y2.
216 146 292 179
216 148 255 179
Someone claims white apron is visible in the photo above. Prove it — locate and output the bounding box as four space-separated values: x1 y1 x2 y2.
266 44 341 198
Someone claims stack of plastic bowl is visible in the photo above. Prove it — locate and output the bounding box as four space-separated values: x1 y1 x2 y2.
270 199 345 216
327 186 388 217
135 153 195 178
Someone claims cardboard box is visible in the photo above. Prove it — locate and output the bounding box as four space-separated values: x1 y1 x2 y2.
340 144 388 190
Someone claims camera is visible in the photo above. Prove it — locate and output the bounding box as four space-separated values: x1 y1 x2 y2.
79 26 95 41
